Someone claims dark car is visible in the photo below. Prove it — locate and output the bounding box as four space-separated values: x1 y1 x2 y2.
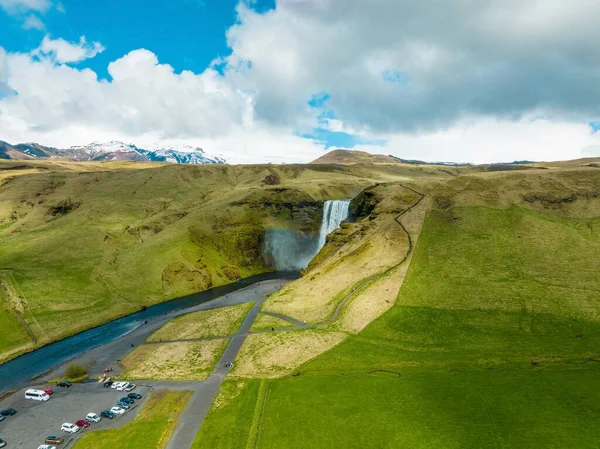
120 397 134 404
45 436 64 444
0 437 6 448
127 393 142 400
103 380 113 388
100 410 115 419
0 408 17 416
57 381 72 388
116 401 130 409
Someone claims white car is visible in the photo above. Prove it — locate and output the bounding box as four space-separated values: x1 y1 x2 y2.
61 423 79 433
110 381 121 389
116 382 130 391
125 383 136 392
38 445 57 449
110 406 125 415
86 412 101 423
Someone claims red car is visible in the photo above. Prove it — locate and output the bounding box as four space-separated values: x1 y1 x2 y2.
75 419 90 428
44 388 54 396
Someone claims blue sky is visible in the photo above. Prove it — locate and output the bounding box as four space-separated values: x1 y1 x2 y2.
1 0 600 163
0 0 387 153
0 0 273 79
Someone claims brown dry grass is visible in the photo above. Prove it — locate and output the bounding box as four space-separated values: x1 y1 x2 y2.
122 339 228 381
231 330 346 378
262 215 409 323
250 313 294 332
148 303 253 342
336 266 404 334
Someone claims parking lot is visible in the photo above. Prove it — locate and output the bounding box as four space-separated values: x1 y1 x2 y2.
0 381 150 448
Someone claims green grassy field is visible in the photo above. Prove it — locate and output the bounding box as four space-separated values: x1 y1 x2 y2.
72 390 192 449
192 381 262 449
195 204 600 447
0 161 431 362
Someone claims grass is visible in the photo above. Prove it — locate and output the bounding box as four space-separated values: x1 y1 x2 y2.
123 339 230 381
191 380 262 449
249 313 293 332
304 206 600 375
148 303 254 342
257 368 600 449
72 390 192 449
195 205 600 447
0 160 422 362
123 303 256 381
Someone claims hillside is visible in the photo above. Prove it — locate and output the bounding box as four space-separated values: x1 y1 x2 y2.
310 149 402 165
195 166 600 448
0 159 449 363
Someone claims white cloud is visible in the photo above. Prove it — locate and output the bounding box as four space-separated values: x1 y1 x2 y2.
22 14 45 30
0 0 51 14
358 119 600 164
224 0 600 133
2 2 600 164
34 35 105 64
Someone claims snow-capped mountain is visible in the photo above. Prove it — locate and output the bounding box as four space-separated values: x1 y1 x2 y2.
0 140 226 165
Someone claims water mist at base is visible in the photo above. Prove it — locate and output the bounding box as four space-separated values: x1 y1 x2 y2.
264 199 351 271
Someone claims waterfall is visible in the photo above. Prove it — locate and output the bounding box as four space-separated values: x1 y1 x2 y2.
263 199 351 271
317 199 351 249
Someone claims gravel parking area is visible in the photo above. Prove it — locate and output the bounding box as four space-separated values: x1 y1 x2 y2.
0 381 150 448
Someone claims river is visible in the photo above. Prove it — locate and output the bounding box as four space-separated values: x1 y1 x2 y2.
0 271 295 392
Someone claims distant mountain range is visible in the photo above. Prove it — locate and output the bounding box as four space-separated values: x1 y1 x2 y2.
0 140 226 165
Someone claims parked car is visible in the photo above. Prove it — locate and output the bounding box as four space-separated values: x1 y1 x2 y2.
100 410 115 419
57 381 72 388
110 406 125 415
60 423 79 433
0 414 5 422
45 436 64 444
116 382 129 391
86 412 101 423
127 392 142 400
120 397 134 404
0 437 5 448
110 381 121 389
103 380 113 388
25 389 50 401
0 408 17 416
75 419 90 428
116 401 130 409
38 445 57 449
125 383 136 392
44 388 54 396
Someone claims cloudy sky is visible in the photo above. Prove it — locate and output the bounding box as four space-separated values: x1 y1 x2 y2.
1 0 600 164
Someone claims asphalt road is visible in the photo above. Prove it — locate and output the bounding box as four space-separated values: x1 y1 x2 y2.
165 279 288 449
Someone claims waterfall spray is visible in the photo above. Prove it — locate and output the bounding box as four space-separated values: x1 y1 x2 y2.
263 199 351 271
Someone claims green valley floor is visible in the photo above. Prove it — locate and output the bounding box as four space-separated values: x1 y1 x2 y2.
193 205 600 448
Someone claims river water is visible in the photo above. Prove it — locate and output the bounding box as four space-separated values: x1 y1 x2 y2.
0 271 293 392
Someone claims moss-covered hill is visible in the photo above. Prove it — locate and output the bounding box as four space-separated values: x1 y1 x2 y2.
0 159 450 363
